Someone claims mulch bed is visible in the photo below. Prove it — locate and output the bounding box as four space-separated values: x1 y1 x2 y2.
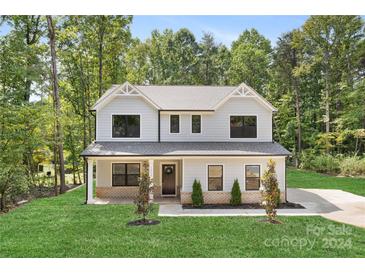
127 219 160 226
182 202 304 210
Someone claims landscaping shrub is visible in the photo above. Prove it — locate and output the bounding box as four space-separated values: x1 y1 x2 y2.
260 159 280 223
133 162 154 222
230 179 241 206
191 179 203 207
340 157 365 176
300 153 340 174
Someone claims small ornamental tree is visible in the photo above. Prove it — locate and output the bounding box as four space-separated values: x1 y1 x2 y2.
230 179 241 206
133 162 154 223
191 179 203 207
260 159 281 223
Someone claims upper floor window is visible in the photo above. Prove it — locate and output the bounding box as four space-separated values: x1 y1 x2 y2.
230 116 257 138
191 115 201 133
208 165 223 191
245 165 260 190
112 115 140 138
170 115 180 133
112 163 140 186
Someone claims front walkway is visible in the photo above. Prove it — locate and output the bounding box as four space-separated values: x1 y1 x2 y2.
158 188 365 228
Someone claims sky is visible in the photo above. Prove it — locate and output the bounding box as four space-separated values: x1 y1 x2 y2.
0 16 309 47
131 15 310 47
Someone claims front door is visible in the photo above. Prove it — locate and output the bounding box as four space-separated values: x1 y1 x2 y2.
162 164 176 195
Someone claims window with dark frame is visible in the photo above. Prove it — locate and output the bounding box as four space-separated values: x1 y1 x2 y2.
230 116 257 138
112 163 140 186
170 115 180 133
112 115 140 138
191 115 201 133
208 165 223 191
245 165 260 190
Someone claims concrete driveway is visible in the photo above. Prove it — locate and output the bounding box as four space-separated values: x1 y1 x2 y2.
287 188 365 228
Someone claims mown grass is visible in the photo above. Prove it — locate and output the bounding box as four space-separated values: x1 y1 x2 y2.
287 168 365 196
0 185 364 257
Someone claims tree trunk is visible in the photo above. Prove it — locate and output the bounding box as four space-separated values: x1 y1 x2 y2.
47 15 66 194
324 50 331 133
98 20 105 97
0 192 5 212
293 78 302 167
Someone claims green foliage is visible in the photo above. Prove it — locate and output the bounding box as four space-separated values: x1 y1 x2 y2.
229 28 272 91
260 160 280 222
133 162 154 221
300 153 340 174
230 179 242 206
339 157 365 176
191 179 203 207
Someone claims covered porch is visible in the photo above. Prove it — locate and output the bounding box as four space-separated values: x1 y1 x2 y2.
85 157 183 204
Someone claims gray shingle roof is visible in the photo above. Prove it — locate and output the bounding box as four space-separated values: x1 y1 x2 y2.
135 85 235 110
81 142 290 157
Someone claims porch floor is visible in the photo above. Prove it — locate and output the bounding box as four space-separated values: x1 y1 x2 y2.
91 196 180 205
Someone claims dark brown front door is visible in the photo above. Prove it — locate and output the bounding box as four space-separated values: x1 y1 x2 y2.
162 164 176 195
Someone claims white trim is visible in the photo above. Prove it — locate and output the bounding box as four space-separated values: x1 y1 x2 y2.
110 113 142 140
228 114 258 141
169 114 181 134
213 83 277 112
110 161 143 187
181 158 185 192
206 163 225 192
190 114 202 135
86 156 287 161
87 159 94 203
160 161 178 197
243 163 262 191
92 82 161 111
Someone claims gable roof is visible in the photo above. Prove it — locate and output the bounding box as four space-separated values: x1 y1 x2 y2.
91 82 277 112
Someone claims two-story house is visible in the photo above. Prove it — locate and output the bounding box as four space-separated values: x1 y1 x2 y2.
81 82 290 204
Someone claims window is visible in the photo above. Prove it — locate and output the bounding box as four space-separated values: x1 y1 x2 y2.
245 165 260 190
230 116 257 138
112 163 140 186
208 165 223 191
170 115 180 133
191 115 201 133
112 115 140 138
38 165 44 172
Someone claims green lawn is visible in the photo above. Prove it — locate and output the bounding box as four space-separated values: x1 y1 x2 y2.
287 168 365 197
0 186 364 258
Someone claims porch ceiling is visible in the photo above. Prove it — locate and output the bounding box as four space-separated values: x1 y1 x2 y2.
81 142 290 157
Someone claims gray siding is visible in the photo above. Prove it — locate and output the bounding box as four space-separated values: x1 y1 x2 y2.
96 96 158 142
182 157 285 192
160 97 272 142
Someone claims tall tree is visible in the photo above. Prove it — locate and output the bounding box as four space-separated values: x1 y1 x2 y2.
198 33 219 85
272 31 303 166
301 16 363 133
229 29 272 92
47 15 66 194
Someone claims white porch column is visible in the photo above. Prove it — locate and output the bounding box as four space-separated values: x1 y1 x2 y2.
87 158 94 204
148 159 154 201
148 159 154 180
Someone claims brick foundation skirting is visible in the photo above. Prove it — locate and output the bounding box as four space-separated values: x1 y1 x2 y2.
180 191 286 204
96 185 164 199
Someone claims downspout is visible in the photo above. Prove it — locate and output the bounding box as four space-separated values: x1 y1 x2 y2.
158 110 161 143
285 156 287 203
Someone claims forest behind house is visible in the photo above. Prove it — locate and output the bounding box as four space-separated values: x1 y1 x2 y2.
0 15 364 210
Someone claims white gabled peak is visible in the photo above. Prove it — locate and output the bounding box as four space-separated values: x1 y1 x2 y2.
91 82 160 110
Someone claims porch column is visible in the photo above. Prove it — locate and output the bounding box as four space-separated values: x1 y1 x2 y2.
148 159 154 180
87 158 94 204
148 159 154 201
